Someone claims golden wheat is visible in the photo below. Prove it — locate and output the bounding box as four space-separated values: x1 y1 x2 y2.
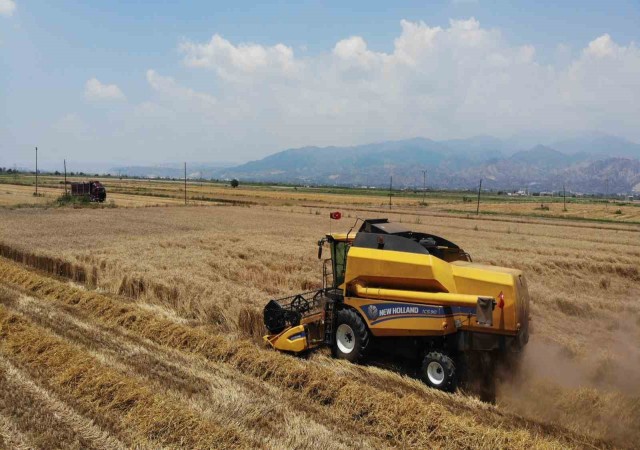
0 259 601 449
1 189 638 447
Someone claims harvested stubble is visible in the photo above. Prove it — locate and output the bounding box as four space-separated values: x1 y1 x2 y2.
0 258 602 449
0 355 127 450
0 303 251 449
1 205 639 447
0 286 382 450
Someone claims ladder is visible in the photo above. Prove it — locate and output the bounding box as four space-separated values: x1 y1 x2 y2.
323 299 336 345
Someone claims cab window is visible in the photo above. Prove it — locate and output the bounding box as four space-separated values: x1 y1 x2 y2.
331 241 348 287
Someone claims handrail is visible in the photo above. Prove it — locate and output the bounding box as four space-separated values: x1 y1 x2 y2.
352 282 483 308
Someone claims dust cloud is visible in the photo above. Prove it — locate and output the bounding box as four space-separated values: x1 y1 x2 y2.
497 320 640 447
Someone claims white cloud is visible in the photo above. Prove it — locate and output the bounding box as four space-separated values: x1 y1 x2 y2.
179 34 298 80
334 36 372 60
0 0 16 17
188 21 639 149
84 78 126 101
68 19 640 164
138 21 633 153
561 35 640 118
584 34 618 58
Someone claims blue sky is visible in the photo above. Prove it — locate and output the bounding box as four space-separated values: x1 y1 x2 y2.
1 0 640 170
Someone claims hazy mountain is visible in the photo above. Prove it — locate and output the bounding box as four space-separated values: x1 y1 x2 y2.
561 158 640 194
221 138 458 185
106 133 640 193
551 134 640 159
215 135 640 193
508 145 591 168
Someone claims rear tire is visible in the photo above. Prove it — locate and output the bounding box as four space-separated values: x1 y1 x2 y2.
420 352 457 392
333 308 369 363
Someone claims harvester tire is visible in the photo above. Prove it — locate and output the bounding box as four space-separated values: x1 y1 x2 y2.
421 352 457 392
333 309 369 363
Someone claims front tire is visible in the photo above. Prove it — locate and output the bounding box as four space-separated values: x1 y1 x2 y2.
333 309 369 363
421 352 457 392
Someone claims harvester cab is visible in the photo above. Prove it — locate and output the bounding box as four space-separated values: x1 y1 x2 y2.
263 218 530 397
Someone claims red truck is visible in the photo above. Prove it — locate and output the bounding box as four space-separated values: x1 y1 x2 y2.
70 181 107 202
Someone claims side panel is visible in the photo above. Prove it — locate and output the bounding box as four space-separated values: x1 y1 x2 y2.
344 247 521 335
344 297 475 337
345 247 458 292
450 263 518 333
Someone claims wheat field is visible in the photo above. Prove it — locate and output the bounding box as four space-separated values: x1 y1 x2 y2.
3 174 639 223
1 186 639 448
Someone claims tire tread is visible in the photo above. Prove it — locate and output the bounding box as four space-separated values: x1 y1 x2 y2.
333 308 369 363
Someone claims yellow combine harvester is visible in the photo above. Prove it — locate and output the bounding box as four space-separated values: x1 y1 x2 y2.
263 218 530 397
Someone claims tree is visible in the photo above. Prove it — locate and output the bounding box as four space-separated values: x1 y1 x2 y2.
230 179 239 188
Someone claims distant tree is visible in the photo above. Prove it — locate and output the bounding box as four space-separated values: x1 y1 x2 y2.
54 170 60 175
230 179 239 188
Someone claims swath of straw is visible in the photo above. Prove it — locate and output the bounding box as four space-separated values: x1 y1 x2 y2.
0 304 252 449
0 258 603 449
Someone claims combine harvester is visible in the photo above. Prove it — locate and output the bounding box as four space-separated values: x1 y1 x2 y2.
264 218 530 399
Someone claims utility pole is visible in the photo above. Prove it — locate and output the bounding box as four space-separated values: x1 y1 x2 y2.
64 159 67 195
389 176 392 210
476 178 482 215
422 170 427 206
563 183 567 211
605 177 609 210
184 162 187 205
35 147 38 195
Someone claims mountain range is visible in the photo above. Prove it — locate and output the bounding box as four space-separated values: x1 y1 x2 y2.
112 133 640 194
